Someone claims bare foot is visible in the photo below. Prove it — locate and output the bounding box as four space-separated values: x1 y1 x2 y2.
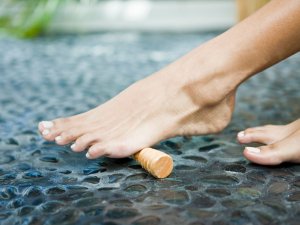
38 58 236 159
237 119 300 165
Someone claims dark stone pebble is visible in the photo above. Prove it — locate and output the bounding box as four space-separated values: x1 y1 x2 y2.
6 138 19 145
82 176 100 184
23 171 43 179
293 178 300 188
224 164 246 173
59 170 72 174
108 174 125 183
83 167 106 175
287 191 300 201
191 195 216 208
124 184 147 194
183 155 208 163
23 186 43 198
132 216 161 225
164 140 181 149
205 188 231 198
106 208 139 219
31 150 41 156
198 144 220 151
268 181 289 194
110 199 133 207
159 190 189 205
46 187 66 195
18 206 35 216
202 136 214 142
74 197 102 207
39 156 59 163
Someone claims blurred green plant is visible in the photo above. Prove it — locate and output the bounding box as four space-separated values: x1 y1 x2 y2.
0 0 61 38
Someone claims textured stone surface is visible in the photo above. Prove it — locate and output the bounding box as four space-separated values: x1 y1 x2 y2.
0 33 299 224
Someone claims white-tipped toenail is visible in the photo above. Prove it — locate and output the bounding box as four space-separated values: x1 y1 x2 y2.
246 147 260 154
42 129 50 136
55 136 62 142
71 144 76 150
86 152 91 159
41 121 54 128
238 131 245 138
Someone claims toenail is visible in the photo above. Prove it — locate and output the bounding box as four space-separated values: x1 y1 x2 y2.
86 152 91 159
55 136 62 142
71 144 76 150
238 131 245 138
42 129 50 136
246 147 260 154
41 121 54 129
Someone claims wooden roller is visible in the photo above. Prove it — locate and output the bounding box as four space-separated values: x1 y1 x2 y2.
133 148 173 179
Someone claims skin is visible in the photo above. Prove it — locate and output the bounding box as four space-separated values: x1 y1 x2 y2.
38 0 300 165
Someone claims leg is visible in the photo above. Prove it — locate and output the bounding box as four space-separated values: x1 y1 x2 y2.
237 119 300 165
39 0 300 160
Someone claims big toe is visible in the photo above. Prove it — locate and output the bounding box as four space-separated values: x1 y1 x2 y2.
243 130 300 165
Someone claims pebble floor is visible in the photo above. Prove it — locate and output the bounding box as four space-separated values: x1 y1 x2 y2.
0 33 300 225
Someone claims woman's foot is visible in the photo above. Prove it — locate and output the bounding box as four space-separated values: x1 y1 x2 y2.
38 47 238 159
237 119 300 165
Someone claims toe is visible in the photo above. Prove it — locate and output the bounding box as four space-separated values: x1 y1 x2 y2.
72 133 100 152
243 145 282 165
86 143 108 159
55 128 85 145
243 130 300 165
237 128 276 145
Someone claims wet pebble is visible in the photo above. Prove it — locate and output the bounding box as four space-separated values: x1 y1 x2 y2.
268 181 289 194
74 197 102 207
159 190 189 205
82 176 100 184
46 187 66 195
205 188 231 198
106 208 139 219
287 191 300 201
224 164 246 173
23 186 43 198
39 156 59 163
83 167 106 175
132 216 161 225
23 170 43 179
198 144 220 152
191 195 216 208
18 206 35 216
124 184 147 194
183 156 207 163
110 199 133 207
